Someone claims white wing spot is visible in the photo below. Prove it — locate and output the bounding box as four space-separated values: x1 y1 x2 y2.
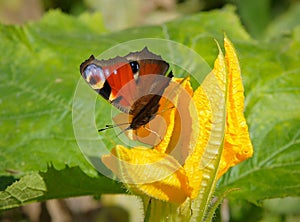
104 68 110 77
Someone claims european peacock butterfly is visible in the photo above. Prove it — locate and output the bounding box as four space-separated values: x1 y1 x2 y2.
80 47 173 134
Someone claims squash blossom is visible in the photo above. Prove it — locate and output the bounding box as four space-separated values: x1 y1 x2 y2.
101 36 253 219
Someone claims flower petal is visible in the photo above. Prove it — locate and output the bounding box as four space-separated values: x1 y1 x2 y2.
217 36 254 177
101 145 191 204
156 78 194 164
184 44 227 199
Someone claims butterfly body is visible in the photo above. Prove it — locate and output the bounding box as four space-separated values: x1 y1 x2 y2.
80 47 173 131
129 93 164 130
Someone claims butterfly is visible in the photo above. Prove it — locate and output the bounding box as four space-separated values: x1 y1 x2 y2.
80 47 173 136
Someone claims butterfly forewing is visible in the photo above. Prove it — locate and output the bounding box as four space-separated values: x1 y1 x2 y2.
80 47 173 133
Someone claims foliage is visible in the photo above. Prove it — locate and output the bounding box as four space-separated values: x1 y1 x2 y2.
0 4 300 220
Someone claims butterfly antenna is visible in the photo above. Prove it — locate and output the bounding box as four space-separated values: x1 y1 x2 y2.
116 125 133 136
98 125 115 132
98 123 129 132
156 105 175 116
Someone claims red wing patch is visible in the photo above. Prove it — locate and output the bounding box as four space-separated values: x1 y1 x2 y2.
80 47 173 132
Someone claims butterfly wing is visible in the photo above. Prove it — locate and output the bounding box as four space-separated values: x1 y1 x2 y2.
80 47 175 146
80 47 172 115
80 54 136 113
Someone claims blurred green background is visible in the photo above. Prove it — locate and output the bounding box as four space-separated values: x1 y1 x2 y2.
0 0 297 38
1 0 300 222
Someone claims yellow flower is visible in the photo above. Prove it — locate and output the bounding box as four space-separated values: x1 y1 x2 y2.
101 36 253 205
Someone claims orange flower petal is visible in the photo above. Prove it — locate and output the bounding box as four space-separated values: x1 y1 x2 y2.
217 36 253 177
101 145 191 204
183 86 212 199
152 95 176 153
183 45 227 199
156 78 194 164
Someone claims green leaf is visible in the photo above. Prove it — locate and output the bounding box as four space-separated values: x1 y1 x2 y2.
235 0 271 38
0 5 299 211
265 2 300 39
0 173 46 209
0 167 125 210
